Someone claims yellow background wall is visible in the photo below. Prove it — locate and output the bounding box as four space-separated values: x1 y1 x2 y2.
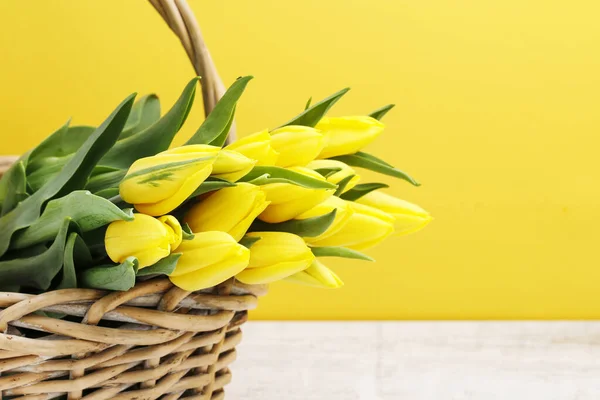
1 1 599 319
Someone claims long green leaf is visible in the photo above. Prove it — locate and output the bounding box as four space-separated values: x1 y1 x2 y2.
313 167 342 178
332 152 419 186
241 166 337 190
1 161 27 216
136 253 181 277
27 126 96 174
311 246 374 261
278 87 350 128
101 78 198 168
339 182 389 201
186 76 253 146
368 104 395 121
0 218 70 290
189 178 236 198
85 169 127 194
251 210 337 237
120 94 161 139
80 257 138 291
0 94 136 257
58 232 91 289
334 175 356 196
11 190 133 250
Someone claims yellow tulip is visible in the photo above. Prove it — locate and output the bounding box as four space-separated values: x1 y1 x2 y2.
184 183 270 241
119 150 216 216
259 167 335 223
169 231 250 291
285 260 343 289
306 159 360 193
162 145 256 182
296 196 354 243
309 202 395 250
316 116 384 159
105 213 183 269
225 130 279 166
356 191 432 236
236 232 314 284
270 125 325 167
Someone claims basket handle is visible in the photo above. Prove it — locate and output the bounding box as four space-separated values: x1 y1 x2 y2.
148 0 235 141
0 0 233 178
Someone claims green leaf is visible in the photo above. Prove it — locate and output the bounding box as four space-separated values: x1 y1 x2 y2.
334 175 356 196
245 173 271 186
241 166 337 190
186 76 254 146
57 232 91 289
239 235 261 248
85 169 126 194
27 125 96 173
120 94 161 139
339 182 390 201
136 253 181 277
101 78 198 169
278 87 350 128
0 218 71 290
304 96 312 110
11 190 133 250
94 187 120 199
80 257 138 291
368 104 395 121
1 161 27 216
181 223 195 240
313 167 342 178
189 178 236 198
0 93 135 258
251 209 337 237
332 152 419 186
311 246 374 261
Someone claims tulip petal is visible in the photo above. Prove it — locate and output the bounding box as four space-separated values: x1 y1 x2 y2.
169 244 249 291
270 126 325 167
235 258 313 285
316 116 384 159
169 231 241 277
134 164 213 216
105 214 172 268
226 130 279 166
284 260 343 288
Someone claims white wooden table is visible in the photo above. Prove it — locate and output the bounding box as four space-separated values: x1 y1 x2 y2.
228 322 600 399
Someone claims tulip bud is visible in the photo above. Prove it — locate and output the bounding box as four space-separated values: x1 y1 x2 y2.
270 125 325 167
169 231 250 291
309 202 394 250
184 183 270 241
316 116 384 159
259 167 335 223
163 145 256 182
356 191 432 236
235 232 315 284
119 150 216 216
296 196 354 243
285 260 343 289
105 213 183 269
306 159 360 193
225 130 279 166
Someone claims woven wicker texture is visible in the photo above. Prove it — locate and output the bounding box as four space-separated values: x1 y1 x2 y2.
0 278 267 399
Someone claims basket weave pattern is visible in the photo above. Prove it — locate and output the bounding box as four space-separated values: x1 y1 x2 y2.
0 278 266 399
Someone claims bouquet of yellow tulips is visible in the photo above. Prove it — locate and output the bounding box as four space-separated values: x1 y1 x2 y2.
0 76 430 294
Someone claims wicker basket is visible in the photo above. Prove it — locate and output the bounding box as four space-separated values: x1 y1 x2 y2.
0 1 264 398
0 278 267 399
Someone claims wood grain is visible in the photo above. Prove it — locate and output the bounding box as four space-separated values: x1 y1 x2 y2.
229 322 600 400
